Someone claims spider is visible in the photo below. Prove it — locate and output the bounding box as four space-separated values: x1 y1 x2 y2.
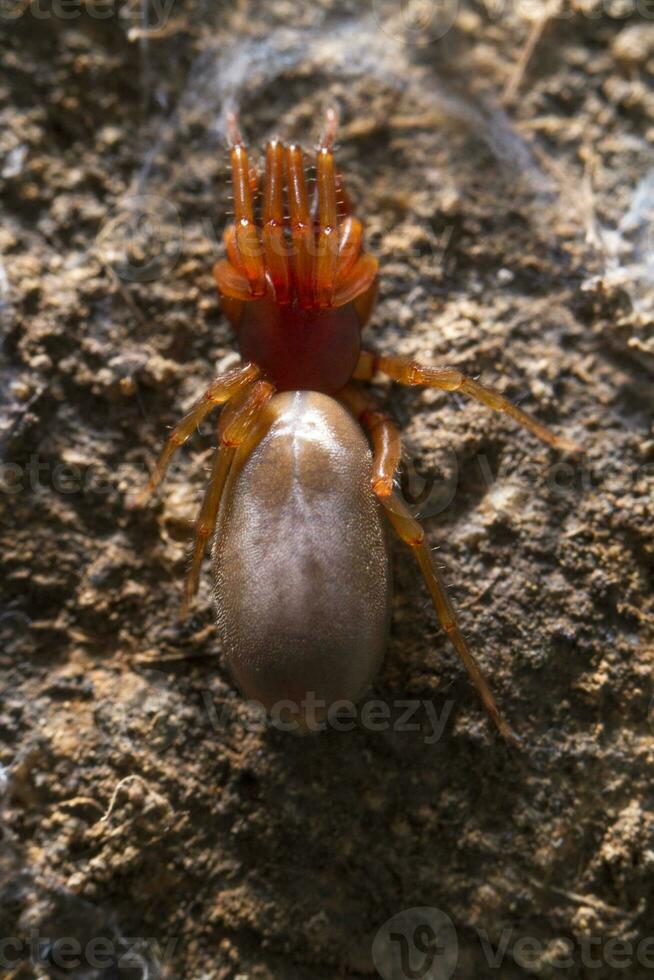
135 109 579 744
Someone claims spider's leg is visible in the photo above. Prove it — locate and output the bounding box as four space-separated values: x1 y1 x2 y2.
355 350 581 453
182 443 235 618
182 380 275 615
339 384 399 497
340 382 519 746
132 363 260 507
383 491 520 747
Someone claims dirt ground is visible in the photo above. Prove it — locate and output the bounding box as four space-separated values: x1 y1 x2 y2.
1 1 654 978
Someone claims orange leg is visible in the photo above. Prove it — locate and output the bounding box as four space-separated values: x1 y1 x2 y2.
383 492 520 747
182 445 235 618
344 383 519 745
182 380 275 615
339 384 400 497
355 350 581 453
132 362 260 507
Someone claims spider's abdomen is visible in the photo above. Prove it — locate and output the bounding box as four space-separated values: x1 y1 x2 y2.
212 391 391 726
235 296 361 394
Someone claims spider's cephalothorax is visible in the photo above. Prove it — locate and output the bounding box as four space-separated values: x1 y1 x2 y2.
137 109 580 745
213 119 378 393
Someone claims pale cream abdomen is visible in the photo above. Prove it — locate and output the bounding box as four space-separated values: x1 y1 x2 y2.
212 391 391 723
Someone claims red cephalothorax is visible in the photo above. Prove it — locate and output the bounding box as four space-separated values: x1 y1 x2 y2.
213 115 378 393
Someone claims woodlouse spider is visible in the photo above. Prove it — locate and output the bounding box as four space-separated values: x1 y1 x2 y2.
136 109 580 745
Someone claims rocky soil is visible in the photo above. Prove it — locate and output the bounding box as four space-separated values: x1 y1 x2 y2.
1 1 653 978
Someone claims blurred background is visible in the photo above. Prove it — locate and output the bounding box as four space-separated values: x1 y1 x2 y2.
1 1 653 978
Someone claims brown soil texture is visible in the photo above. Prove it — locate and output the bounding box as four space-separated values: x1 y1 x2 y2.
1 2 654 978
